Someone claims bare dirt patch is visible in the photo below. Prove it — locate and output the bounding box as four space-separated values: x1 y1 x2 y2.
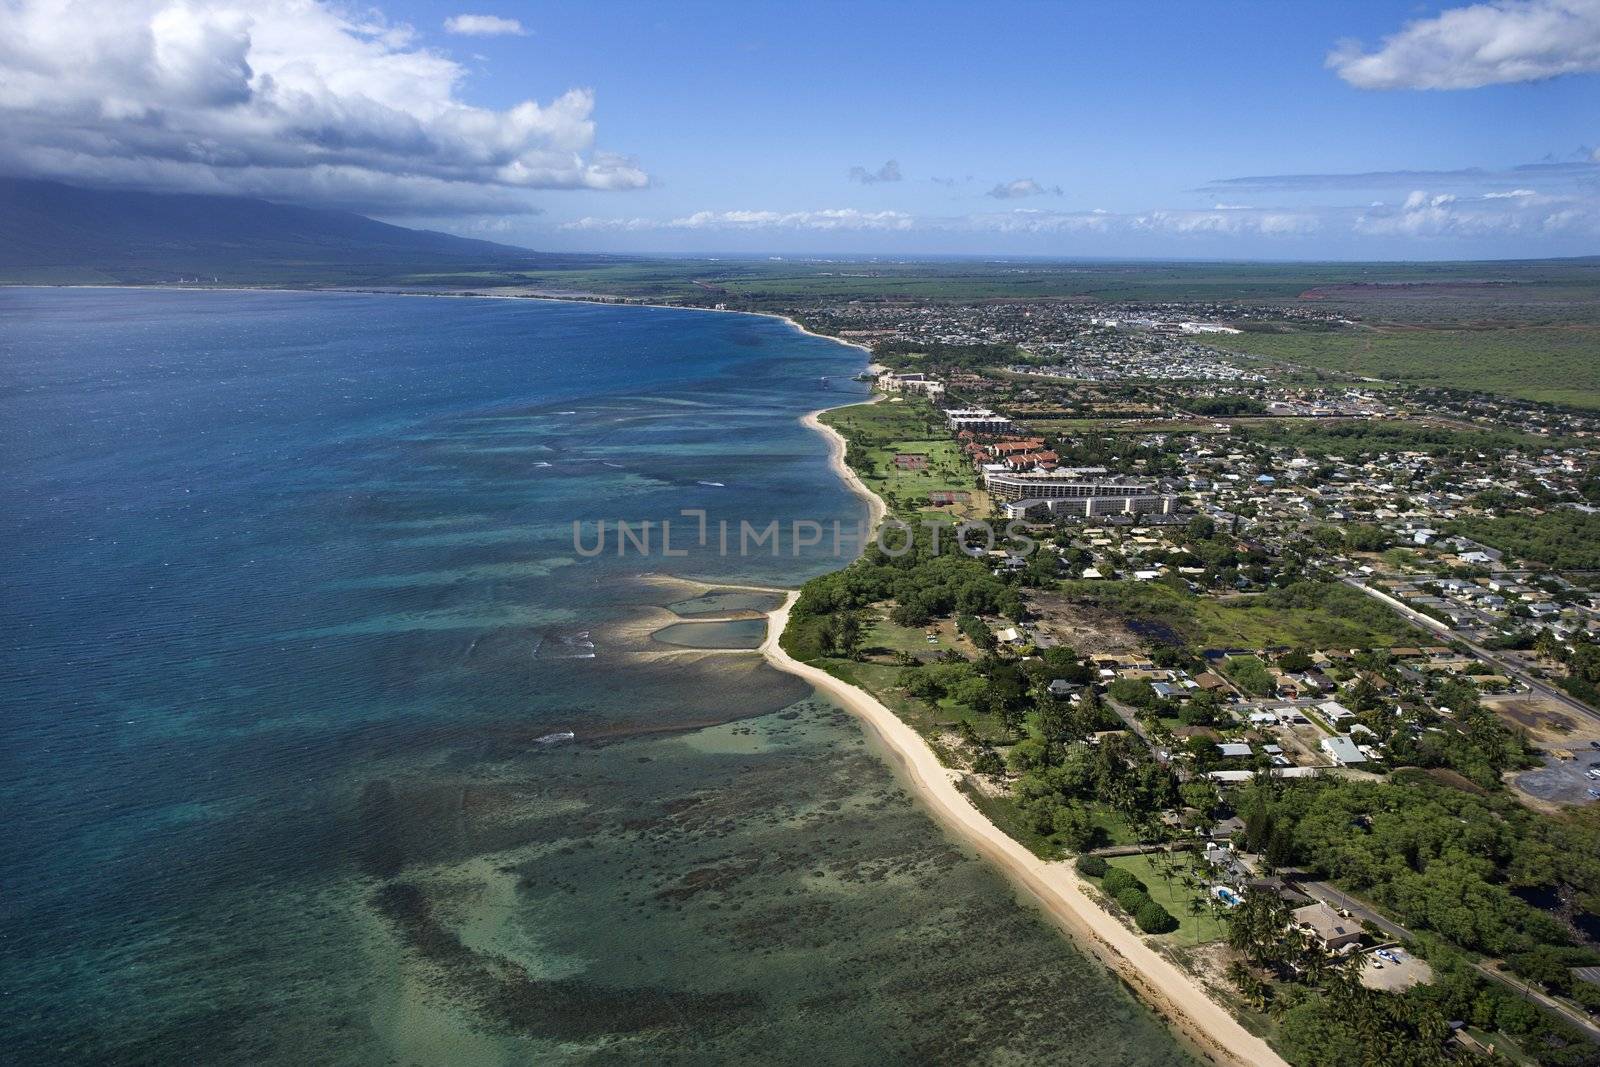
1026 591 1145 656
1487 695 1600 746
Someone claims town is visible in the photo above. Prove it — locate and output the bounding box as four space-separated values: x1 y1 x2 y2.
778 294 1600 1066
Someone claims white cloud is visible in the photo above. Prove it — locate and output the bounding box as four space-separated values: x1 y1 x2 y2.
1357 187 1595 235
562 209 916 232
1132 210 1321 236
0 0 643 214
562 205 1322 239
443 13 526 36
1329 0 1600 89
986 178 1062 199
847 160 902 184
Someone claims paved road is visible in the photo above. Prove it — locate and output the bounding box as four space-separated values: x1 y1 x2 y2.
1292 878 1600 1043
1341 578 1600 730
1106 696 1168 762
1293 879 1410 941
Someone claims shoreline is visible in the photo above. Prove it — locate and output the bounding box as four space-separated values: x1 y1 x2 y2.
2 282 872 356
765 393 1285 1067
26 281 1275 1061
802 396 886 533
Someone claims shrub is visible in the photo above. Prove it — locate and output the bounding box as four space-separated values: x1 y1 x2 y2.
1101 866 1146 897
1115 887 1151 915
1135 899 1178 934
1075 855 1108 878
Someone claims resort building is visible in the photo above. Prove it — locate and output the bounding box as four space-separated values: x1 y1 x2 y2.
880 372 946 398
989 467 1178 518
944 407 1017 434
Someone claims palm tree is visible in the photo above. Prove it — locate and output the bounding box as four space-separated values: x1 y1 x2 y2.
1326 948 1367 1000
1226 961 1271 1012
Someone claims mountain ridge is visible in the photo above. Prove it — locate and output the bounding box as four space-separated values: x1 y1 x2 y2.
0 178 614 285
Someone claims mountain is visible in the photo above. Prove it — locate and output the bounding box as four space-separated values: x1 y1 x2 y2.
0 178 613 285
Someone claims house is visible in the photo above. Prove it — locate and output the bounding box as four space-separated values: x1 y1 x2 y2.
1318 700 1355 724
1047 679 1082 698
1294 902 1363 950
1209 816 1246 839
1321 735 1367 766
1194 672 1229 692
1217 742 1253 759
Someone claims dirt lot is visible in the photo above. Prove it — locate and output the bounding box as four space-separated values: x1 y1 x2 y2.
1026 591 1146 656
1486 695 1600 747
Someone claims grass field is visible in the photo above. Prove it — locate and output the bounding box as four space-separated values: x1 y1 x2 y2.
1056 579 1427 651
439 256 1600 312
1103 854 1228 947
1211 325 1600 409
820 398 988 518
861 617 963 657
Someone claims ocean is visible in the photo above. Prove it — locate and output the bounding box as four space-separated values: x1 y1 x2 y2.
0 288 1192 1064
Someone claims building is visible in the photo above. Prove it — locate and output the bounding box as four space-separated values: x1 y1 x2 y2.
880 372 945 398
1293 902 1363 950
944 407 1015 434
1320 734 1367 766
989 467 1178 517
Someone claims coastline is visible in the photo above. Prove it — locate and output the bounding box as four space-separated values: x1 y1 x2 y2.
21 281 1275 1060
765 393 1286 1067
3 283 871 357
802 396 886 533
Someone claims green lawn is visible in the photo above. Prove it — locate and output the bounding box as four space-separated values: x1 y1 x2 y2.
1104 854 1229 947
820 399 986 518
1086 804 1140 847
862 617 960 657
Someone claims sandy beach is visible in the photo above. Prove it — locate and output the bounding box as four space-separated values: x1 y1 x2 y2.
762 397 1287 1067
802 396 886 534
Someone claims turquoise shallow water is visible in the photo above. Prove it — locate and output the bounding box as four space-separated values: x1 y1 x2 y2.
0 288 1193 1064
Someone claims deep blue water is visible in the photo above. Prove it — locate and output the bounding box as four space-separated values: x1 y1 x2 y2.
0 288 1191 1064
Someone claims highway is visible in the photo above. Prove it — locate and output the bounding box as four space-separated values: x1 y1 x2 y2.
1340 577 1600 730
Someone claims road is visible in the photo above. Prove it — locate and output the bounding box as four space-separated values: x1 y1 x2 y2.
1291 878 1600 1043
1106 696 1167 762
1341 577 1600 730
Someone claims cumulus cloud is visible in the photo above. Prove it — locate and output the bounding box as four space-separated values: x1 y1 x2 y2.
847 159 902 184
1356 187 1595 235
558 182 1600 244
443 14 527 36
1132 210 1321 236
561 204 1325 239
986 178 1062 199
1328 0 1600 89
0 0 644 214
562 208 916 232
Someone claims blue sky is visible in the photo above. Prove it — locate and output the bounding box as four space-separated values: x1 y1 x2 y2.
3 0 1599 258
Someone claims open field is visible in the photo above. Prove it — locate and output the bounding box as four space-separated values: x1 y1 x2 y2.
819 398 987 519
446 255 1600 311
1104 854 1229 948
1055 580 1428 652
1236 417 1552 456
1211 325 1600 409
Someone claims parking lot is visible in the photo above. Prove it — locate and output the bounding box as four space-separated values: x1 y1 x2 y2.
1359 947 1432 992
